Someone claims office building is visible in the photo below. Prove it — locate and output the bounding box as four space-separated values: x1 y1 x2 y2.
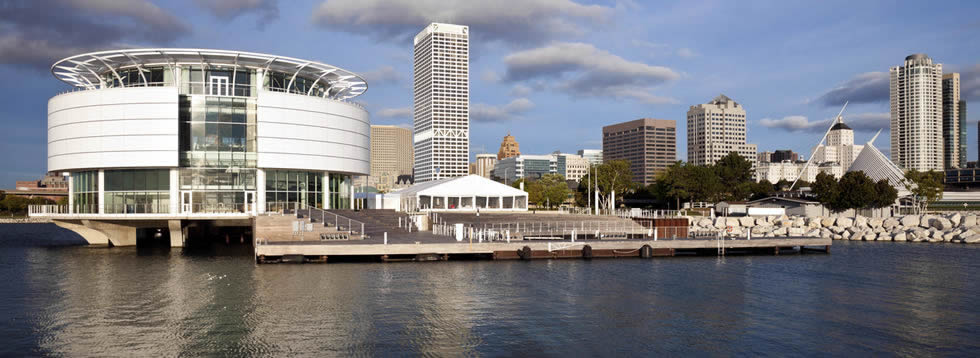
413 23 470 182
498 133 520 160
687 94 757 166
890 54 943 171
577 149 602 165
602 118 677 186
757 151 772 164
771 150 800 163
33 48 369 246
942 73 963 168
474 153 497 178
809 117 864 176
556 153 590 181
366 125 413 192
492 154 557 184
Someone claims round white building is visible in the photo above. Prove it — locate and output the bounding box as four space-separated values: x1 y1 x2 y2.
45 49 369 243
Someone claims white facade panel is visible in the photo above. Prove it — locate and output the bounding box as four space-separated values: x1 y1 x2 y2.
255 91 370 175
47 87 179 172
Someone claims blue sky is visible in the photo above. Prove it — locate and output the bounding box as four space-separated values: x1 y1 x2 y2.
0 0 978 186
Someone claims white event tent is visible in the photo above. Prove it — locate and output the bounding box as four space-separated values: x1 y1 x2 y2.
394 175 528 212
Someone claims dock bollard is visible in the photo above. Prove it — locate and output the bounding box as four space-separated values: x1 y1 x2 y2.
640 245 653 258
518 246 532 260
582 245 593 259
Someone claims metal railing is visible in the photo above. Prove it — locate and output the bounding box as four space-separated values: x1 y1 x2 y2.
28 205 69 215
615 209 684 219
298 203 365 236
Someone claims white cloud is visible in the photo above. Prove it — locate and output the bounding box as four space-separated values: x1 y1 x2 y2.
502 42 679 104
194 0 279 26
759 113 890 133
377 107 412 118
360 65 404 85
472 98 535 122
311 0 611 45
481 70 501 83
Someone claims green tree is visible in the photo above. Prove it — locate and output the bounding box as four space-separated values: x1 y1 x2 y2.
715 152 754 184
835 171 876 211
904 169 944 211
871 179 899 209
56 196 69 206
576 160 635 209
538 174 571 208
811 172 841 211
749 180 774 200
512 178 544 207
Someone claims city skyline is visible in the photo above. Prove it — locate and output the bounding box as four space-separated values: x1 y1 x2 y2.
0 1 978 186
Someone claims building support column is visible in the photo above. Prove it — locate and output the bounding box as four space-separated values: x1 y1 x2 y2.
68 174 74 214
97 170 105 214
169 168 179 214
168 220 183 247
257 169 266 214
349 177 354 210
323 172 331 209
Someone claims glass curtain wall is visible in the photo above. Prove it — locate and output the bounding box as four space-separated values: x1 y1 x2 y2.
328 174 351 209
265 170 324 209
104 169 170 214
71 171 98 214
181 66 255 97
179 96 257 168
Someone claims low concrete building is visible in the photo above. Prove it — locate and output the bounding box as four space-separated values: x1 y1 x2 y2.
747 197 825 217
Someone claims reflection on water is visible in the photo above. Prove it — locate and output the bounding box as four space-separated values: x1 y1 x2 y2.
1 224 979 356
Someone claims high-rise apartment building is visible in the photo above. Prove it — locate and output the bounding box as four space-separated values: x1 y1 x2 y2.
474 153 497 178
497 133 520 160
577 149 602 165
757 151 773 164
413 23 470 182
687 94 757 166
602 118 677 186
771 150 800 163
365 125 414 191
942 73 963 168
890 54 943 171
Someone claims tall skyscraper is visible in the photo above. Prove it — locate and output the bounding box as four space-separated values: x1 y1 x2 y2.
810 118 864 172
687 94 757 166
942 73 962 168
413 23 470 182
890 54 943 171
497 133 520 160
365 125 413 191
602 118 677 186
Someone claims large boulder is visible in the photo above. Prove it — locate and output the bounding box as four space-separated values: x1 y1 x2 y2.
773 227 788 236
739 217 755 227
868 218 883 229
752 225 771 235
883 218 900 230
931 217 953 231
714 217 727 229
950 213 962 227
697 218 712 227
821 217 836 228
837 217 854 228
788 227 805 236
920 215 935 228
829 226 845 234
893 232 907 242
964 235 980 244
805 229 821 237
863 231 877 241
854 215 868 228
791 217 805 227
726 217 740 227
943 232 957 242
963 215 977 228
900 215 919 228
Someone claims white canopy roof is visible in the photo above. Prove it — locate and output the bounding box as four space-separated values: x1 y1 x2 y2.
394 175 528 198
847 132 913 197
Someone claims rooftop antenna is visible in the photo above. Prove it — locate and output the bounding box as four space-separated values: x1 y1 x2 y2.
789 101 847 191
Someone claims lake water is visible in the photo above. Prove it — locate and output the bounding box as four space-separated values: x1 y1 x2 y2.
1 223 978 356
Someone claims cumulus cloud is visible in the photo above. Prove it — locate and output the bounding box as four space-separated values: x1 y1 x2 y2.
472 98 535 122
310 0 611 45
194 0 279 27
360 65 404 85
0 0 190 69
759 113 889 133
502 42 679 104
816 72 889 107
376 107 413 118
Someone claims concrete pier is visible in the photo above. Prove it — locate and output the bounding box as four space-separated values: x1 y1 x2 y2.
255 237 831 263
